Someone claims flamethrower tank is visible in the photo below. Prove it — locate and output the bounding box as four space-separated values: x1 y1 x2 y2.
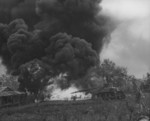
97 87 126 100
71 86 126 100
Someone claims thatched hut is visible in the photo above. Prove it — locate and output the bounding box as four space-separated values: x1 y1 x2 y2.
0 86 26 107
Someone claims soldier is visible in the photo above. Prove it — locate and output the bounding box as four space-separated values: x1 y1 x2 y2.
71 95 77 101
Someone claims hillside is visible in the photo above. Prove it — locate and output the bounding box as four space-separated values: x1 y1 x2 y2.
0 97 149 121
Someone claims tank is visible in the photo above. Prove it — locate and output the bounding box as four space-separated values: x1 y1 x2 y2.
71 86 126 100
98 87 125 100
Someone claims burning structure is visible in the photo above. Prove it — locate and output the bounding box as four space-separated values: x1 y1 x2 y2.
0 0 114 97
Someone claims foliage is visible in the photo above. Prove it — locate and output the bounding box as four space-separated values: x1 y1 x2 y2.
140 73 150 93
79 59 141 94
98 59 128 88
18 59 52 95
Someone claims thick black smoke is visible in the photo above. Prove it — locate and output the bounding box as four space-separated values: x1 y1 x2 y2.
0 0 39 27
35 0 111 53
0 0 113 91
43 32 99 78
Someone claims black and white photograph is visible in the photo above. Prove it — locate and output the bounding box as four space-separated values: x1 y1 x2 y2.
0 0 150 121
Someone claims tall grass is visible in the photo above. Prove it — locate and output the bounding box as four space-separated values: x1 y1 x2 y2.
0 98 150 121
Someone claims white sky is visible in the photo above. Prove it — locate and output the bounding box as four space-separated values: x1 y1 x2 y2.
101 0 150 78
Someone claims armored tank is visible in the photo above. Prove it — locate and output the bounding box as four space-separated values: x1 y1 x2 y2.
98 87 126 100
71 86 126 100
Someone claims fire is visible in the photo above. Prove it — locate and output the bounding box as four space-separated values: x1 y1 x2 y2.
50 85 91 101
46 81 91 101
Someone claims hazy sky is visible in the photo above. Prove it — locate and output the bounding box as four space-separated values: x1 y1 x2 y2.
101 0 150 78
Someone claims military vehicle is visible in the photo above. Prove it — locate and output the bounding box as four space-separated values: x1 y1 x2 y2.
71 86 126 100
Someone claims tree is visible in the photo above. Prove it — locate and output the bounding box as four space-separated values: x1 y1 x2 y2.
140 73 150 93
18 59 53 95
99 59 128 88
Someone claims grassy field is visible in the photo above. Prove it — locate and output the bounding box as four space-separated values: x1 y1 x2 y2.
0 98 147 121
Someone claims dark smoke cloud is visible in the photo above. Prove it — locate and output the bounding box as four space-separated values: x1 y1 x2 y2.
0 19 44 72
0 0 113 90
7 19 45 71
43 33 99 78
0 0 18 23
35 0 111 53
0 0 39 27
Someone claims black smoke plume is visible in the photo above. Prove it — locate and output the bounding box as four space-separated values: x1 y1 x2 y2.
0 0 114 92
0 0 39 27
35 0 111 53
